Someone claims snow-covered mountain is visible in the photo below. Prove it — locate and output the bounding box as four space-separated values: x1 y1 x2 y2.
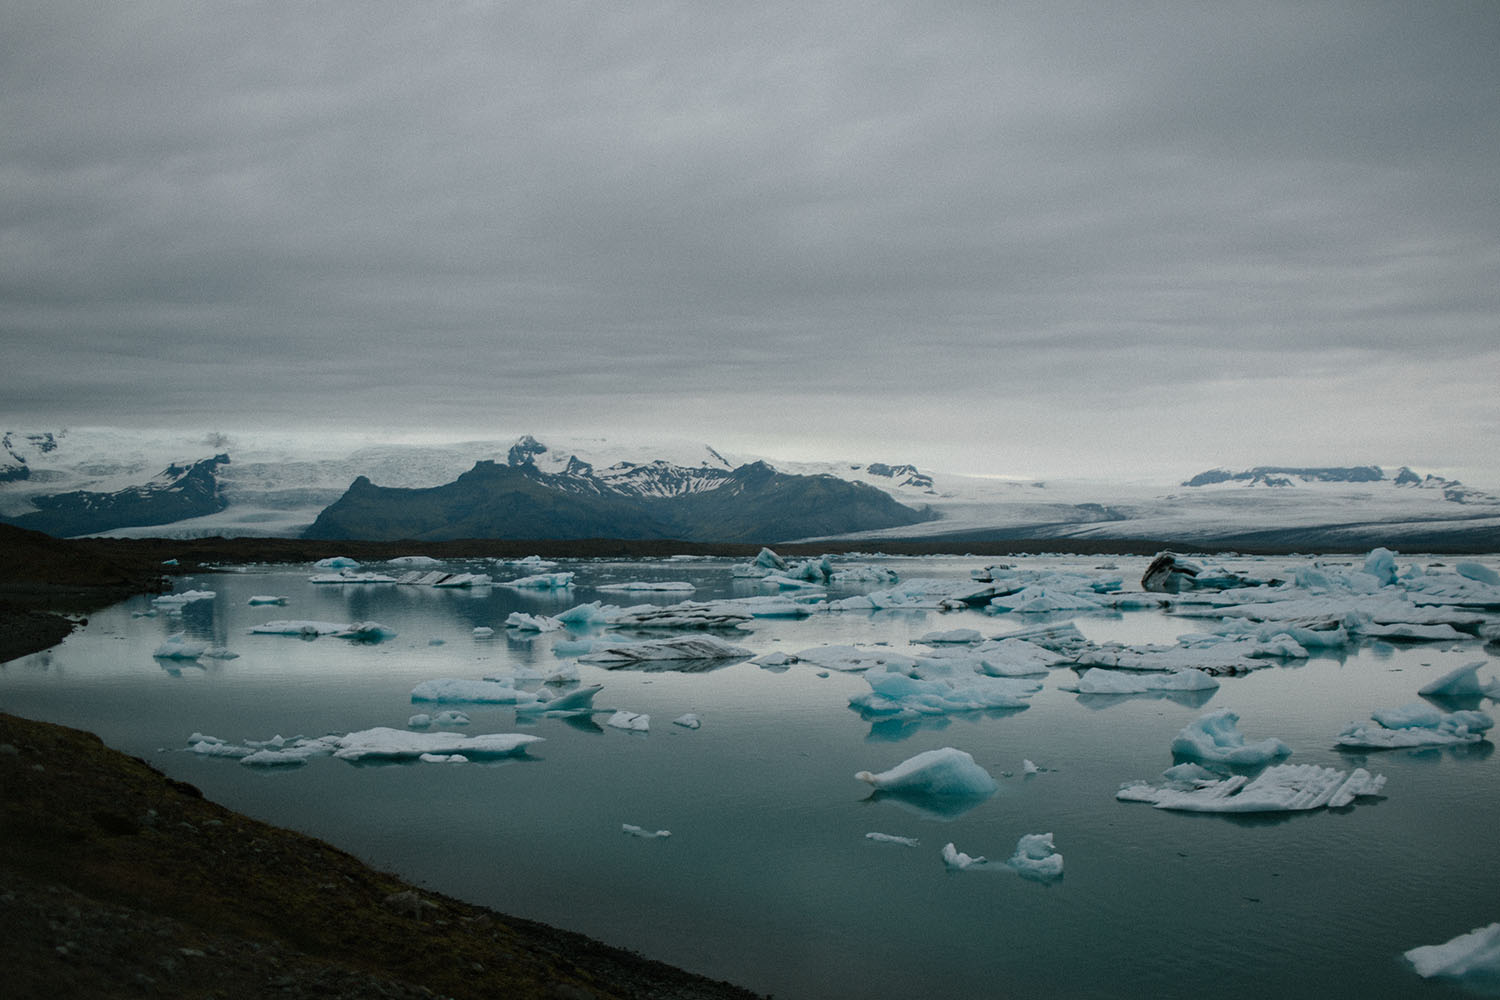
1 428 1497 550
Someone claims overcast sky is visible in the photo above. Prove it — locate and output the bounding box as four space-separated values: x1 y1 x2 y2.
3 1 1497 483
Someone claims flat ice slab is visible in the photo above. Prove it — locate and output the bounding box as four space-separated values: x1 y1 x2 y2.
1405 922 1500 981
1118 763 1385 813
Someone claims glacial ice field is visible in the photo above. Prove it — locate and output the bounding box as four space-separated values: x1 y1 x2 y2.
3 550 1500 999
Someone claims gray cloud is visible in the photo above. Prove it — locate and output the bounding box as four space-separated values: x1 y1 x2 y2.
2 1 1497 482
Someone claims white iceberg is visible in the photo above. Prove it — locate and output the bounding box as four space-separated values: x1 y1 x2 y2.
672 713 702 729
153 590 215 606
849 669 1036 719
410 678 544 705
941 842 987 870
622 824 671 838
607 710 650 732
501 572 575 589
856 747 998 800
308 571 398 584
249 620 353 637
1418 661 1500 700
1170 709 1291 765
331 727 542 762
916 628 982 644
1118 763 1385 813
596 581 696 592
313 556 361 569
603 601 752 630
866 832 919 847
1335 704 1492 749
506 612 562 632
1058 667 1220 695
153 633 208 660
576 635 751 665
784 645 920 674
1405 922 1500 981
1007 833 1063 882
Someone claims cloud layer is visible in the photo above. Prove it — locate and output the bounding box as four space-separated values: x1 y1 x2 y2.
4 2 1497 481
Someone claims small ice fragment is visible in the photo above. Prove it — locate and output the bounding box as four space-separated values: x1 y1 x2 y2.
407 714 432 728
1007 832 1063 882
1404 921 1500 980
941 842 987 870
473 626 495 638
866 832 919 847
672 714 702 729
607 711 650 732
1022 759 1039 775
623 824 671 838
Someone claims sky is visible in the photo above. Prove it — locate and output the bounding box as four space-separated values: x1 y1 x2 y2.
2 1 1498 484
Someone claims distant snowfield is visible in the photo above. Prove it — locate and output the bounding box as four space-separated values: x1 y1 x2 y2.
3 427 1498 545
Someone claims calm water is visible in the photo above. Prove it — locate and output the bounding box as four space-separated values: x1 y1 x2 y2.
3 553 1498 1000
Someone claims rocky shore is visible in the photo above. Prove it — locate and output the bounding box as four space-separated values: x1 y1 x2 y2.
0 524 765 1000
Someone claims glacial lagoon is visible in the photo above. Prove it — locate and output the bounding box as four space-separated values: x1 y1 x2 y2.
3 552 1499 999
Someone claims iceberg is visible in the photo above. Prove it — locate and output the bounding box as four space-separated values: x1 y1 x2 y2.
1418 661 1500 700
501 572 575 589
576 634 751 665
1118 763 1385 813
596 581 696 592
153 633 208 660
249 620 352 637
849 669 1036 719
410 678 544 705
331 727 542 762
506 612 562 632
1335 704 1492 749
308 571 398 584
313 556 361 569
672 713 702 729
602 601 752 630
607 710 649 732
866 832 919 847
856 747 998 800
784 645 920 673
1405 922 1500 981
941 842 987 870
1170 709 1291 765
516 683 603 716
1007 833 1063 882
622 824 671 838
1058 667 1219 695
153 590 215 606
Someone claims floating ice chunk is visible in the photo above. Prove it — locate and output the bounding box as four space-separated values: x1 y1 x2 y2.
1364 547 1399 586
787 645 920 673
831 565 899 584
1455 562 1500 586
331 727 542 762
607 710 650 732
201 647 238 660
408 714 433 727
866 832 919 847
1170 709 1291 765
1022 759 1040 775
989 621 1090 655
506 612 562 632
430 572 492 588
1343 611 1466 642
314 556 361 569
856 747 998 800
1336 705 1492 749
410 678 543 705
249 620 351 637
501 572 575 589
990 586 1104 614
387 555 443 567
604 601 752 630
419 753 468 764
429 710 470 726
622 824 671 838
334 621 397 642
247 595 287 606
1058 668 1220 695
517 683 603 716
672 713 702 729
917 628 983 644
1118 763 1385 813
556 602 616 627
187 737 255 759
1418 661 1500 699
473 626 495 638
849 670 1036 719
1075 641 1269 677
153 633 208 660
153 590 215 606
308 571 398 584
576 635 751 665
596 581 696 592
969 638 1067 676
941 842 987 870
1007 833 1063 882
1405 922 1500 981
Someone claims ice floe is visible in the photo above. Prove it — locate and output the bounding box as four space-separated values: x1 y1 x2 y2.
1405 922 1500 982
1170 709 1291 765
849 668 1037 719
187 727 542 767
1335 703 1493 749
856 747 998 800
1118 762 1385 813
1058 667 1219 695
247 620 397 641
500 572 575 589
506 612 563 632
1007 833 1064 882
622 824 671 838
866 832 919 847
1418 661 1500 700
575 634 752 666
247 595 287 605
607 710 649 732
596 581 696 592
672 713 702 729
941 842 987 870
153 590 215 606
308 571 398 585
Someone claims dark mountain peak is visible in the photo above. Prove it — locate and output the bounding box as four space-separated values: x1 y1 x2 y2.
0 453 231 537
507 435 547 467
1183 466 1385 488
